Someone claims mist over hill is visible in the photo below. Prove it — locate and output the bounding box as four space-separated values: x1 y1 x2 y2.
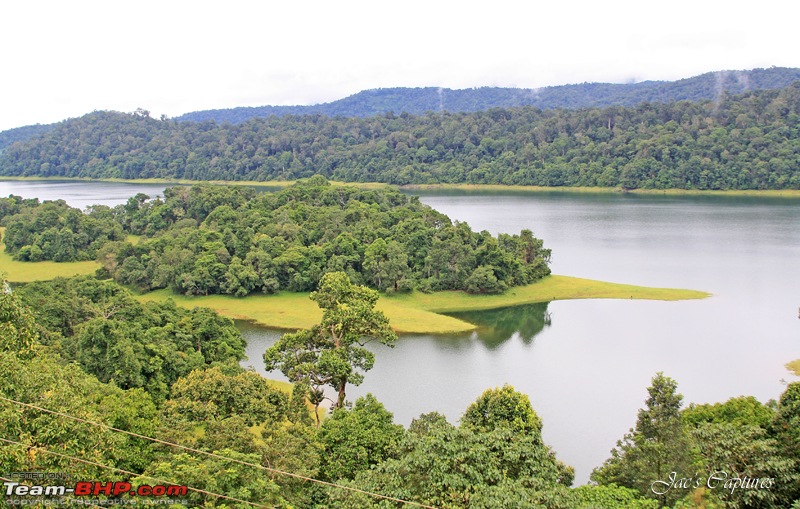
3 79 800 191
3 66 798 154
174 67 800 123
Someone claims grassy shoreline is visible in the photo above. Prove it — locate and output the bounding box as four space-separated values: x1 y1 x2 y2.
3 175 800 197
0 228 99 281
1 224 710 333
135 275 709 334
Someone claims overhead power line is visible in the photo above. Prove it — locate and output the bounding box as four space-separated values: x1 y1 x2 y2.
0 395 438 508
0 436 277 509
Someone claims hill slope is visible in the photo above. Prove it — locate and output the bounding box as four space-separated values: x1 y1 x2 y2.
175 67 800 123
2 83 800 190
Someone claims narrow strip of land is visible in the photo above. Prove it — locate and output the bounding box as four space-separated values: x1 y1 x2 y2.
5 176 800 197
136 275 709 334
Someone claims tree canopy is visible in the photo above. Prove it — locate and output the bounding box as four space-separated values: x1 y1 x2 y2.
264 271 397 417
4 82 800 190
2 179 552 295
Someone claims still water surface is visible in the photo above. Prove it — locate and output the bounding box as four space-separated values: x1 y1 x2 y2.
3 181 799 484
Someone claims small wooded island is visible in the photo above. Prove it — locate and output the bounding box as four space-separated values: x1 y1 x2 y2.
0 177 707 332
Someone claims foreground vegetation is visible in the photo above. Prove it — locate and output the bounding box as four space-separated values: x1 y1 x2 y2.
4 84 800 190
2 274 798 508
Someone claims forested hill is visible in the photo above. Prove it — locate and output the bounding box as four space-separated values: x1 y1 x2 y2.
175 67 800 123
0 123 57 153
3 83 800 190
1 67 798 151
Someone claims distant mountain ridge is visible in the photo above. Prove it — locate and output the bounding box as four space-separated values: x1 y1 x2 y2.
2 67 799 152
174 67 800 123
4 82 800 191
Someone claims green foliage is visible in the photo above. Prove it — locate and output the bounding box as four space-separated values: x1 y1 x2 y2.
140 448 283 508
691 422 799 509
683 395 775 428
162 367 288 426
318 394 404 481
592 373 696 508
771 382 800 503
16 276 245 403
264 272 397 415
572 484 659 509
0 350 158 475
327 392 573 509
75 180 551 295
0 276 39 358
462 384 543 435
2 200 125 262
6 80 800 191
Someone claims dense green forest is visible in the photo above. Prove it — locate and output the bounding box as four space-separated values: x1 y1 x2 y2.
4 67 795 150
0 179 551 295
0 123 56 153
2 273 799 508
3 83 800 190
176 67 800 123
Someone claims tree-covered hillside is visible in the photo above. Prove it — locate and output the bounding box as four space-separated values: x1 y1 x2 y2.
3 83 800 190
3 67 798 152
176 67 800 123
0 123 56 153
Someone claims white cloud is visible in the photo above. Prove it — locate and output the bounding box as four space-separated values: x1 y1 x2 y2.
0 0 797 130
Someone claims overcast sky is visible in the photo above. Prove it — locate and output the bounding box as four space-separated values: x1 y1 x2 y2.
1 0 797 131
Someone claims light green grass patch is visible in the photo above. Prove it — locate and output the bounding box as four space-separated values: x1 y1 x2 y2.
137 289 324 331
0 227 100 282
787 359 800 377
386 275 710 314
136 275 709 335
136 289 473 334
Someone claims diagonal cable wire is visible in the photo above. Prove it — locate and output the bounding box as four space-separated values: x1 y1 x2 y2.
0 436 276 508
0 395 438 508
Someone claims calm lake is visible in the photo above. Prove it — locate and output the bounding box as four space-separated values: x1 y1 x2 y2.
3 180 799 484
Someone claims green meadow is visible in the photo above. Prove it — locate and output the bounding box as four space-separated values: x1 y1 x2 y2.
136 275 709 334
0 227 99 282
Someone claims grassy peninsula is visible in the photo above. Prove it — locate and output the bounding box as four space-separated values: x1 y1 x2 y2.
134 275 707 334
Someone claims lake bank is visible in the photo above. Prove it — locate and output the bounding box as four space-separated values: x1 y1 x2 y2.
4 175 800 198
1 234 709 333
136 275 708 334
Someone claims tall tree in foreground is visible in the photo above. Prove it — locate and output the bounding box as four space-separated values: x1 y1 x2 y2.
263 272 396 423
592 372 695 508
0 275 39 359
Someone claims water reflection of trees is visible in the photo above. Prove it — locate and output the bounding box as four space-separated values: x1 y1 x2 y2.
449 302 552 348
